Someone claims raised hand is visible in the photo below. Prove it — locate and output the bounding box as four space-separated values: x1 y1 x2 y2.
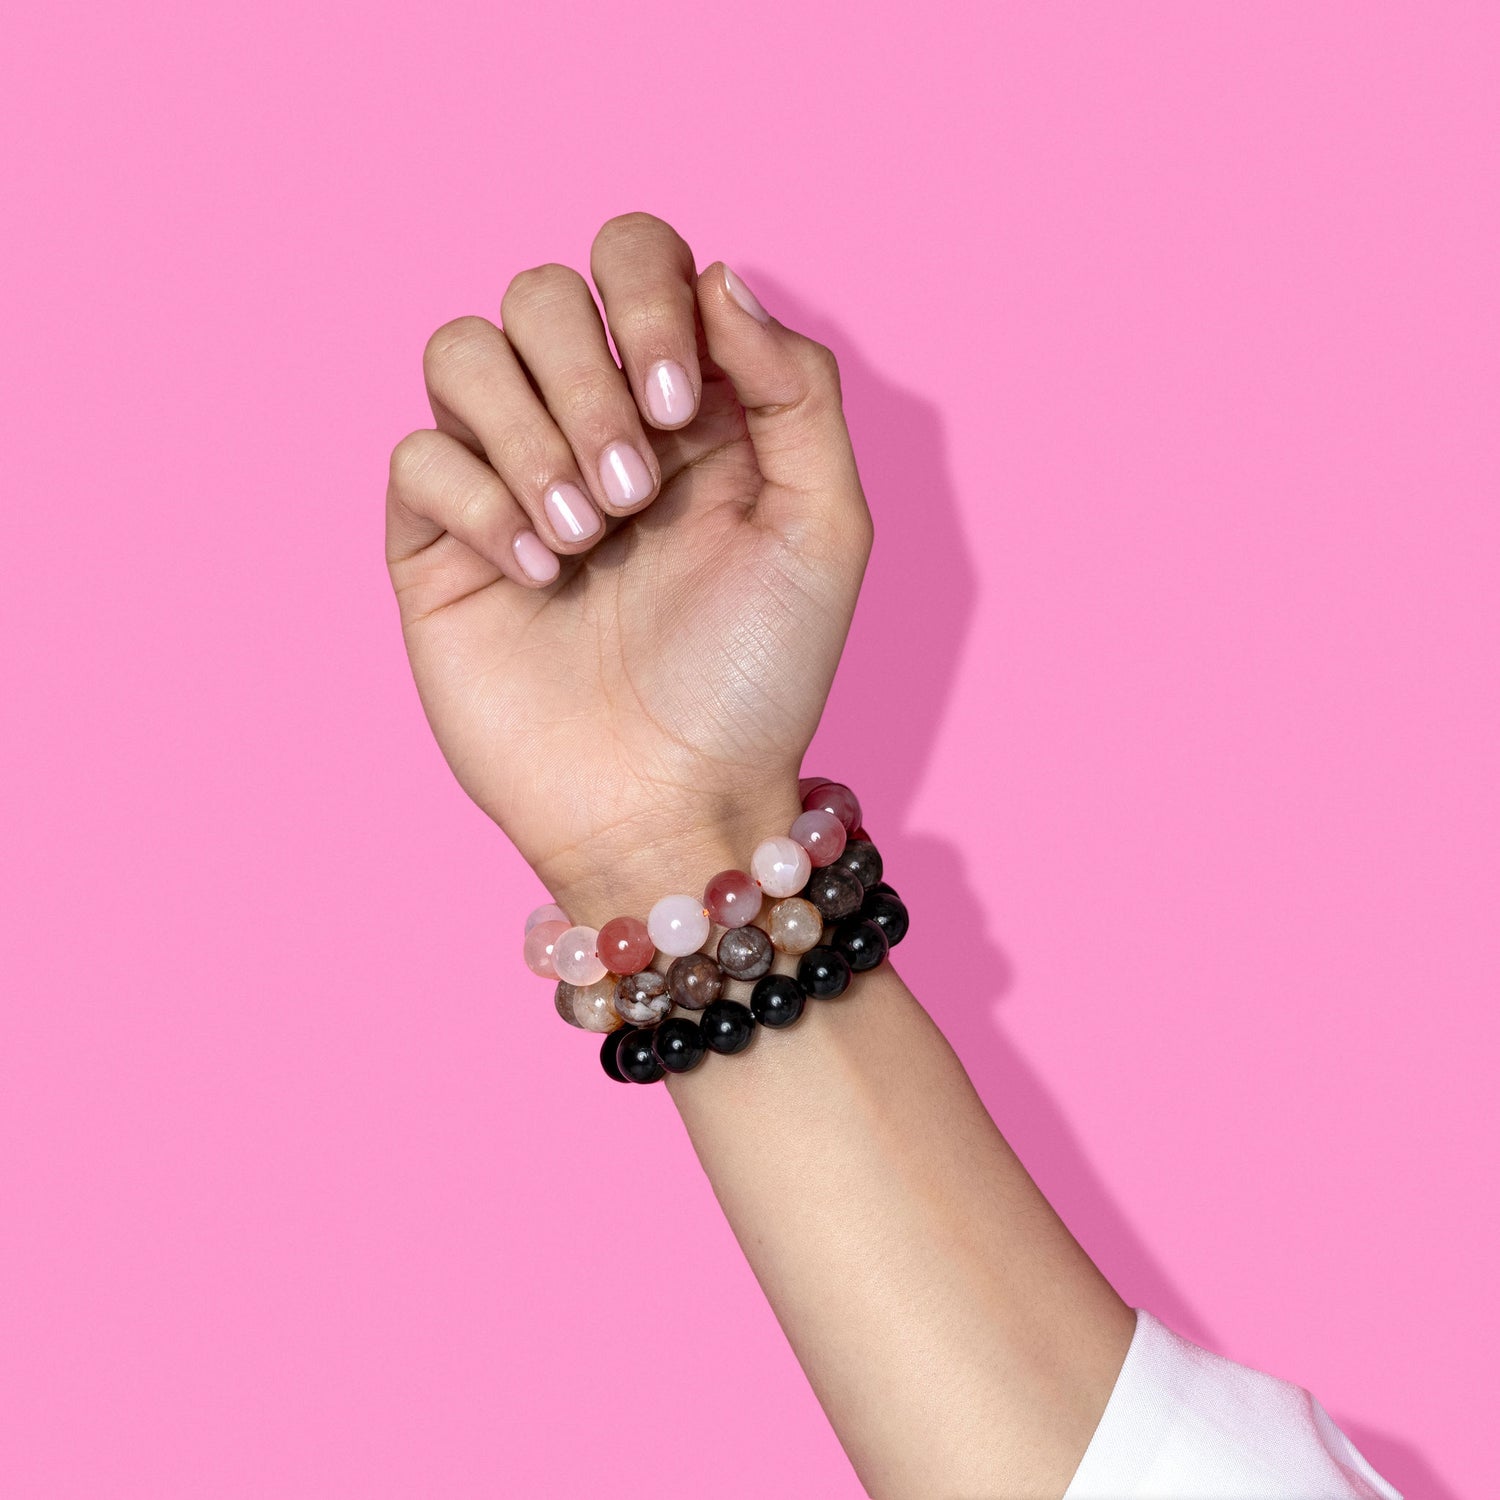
385 213 872 917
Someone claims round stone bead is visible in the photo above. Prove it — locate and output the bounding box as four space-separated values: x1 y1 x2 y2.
613 969 671 1026
833 917 889 973
864 879 900 903
648 894 712 957
802 866 864 922
750 836 812 899
553 925 607 986
790 809 847 867
800 780 861 833
767 897 823 955
834 838 883 891
523 918 569 979
570 975 624 1032
699 998 756 1055
553 980 586 1028
704 868 763 928
597 915 655 976
861 888 910 947
798 774 832 798
524 901 568 934
653 1016 708 1073
616 1027 666 1084
667 952 723 1011
750 973 806 1028
599 1028 629 1083
717 923 774 980
797 945 852 1000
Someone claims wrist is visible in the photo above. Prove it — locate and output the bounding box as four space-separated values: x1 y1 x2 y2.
535 783 808 927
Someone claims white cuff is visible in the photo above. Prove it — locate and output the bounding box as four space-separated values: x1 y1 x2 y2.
1063 1308 1402 1499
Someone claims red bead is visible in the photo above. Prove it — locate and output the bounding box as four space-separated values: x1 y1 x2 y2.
790 809 847 867
597 915 655 975
801 780 861 833
704 869 763 928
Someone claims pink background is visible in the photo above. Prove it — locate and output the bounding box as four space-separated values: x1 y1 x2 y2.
2 5 1495 1497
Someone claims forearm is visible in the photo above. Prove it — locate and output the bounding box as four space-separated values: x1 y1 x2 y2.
666 961 1135 1500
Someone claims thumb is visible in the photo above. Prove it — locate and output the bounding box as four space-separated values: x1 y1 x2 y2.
695 261 870 547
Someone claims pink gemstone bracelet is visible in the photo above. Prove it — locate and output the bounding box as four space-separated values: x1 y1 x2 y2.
519 780 909 1083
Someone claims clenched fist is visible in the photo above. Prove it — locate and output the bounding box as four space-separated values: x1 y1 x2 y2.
386 213 872 920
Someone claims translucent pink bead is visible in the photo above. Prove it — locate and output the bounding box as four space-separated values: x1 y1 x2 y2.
523 918 569 978
790 809 847 867
525 902 568 934
750 836 812 898
704 869 762 928
570 976 623 1033
553 925 607 986
799 775 831 797
597 915 655 975
647 894 711 957
801 780 861 833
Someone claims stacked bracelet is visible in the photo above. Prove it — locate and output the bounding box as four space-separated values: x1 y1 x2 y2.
519 778 909 1085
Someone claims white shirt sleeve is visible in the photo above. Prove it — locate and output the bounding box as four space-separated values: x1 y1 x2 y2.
1063 1308 1403 1499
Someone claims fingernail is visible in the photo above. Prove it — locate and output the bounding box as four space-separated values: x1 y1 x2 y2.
543 482 601 542
723 265 770 323
598 441 654 507
645 360 694 425
513 529 560 584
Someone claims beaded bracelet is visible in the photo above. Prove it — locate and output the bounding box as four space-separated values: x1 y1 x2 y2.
519 779 909 1085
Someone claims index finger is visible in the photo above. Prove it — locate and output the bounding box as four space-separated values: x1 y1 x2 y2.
590 212 702 430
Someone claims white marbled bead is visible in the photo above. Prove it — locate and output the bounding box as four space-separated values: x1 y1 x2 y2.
750 836 812 899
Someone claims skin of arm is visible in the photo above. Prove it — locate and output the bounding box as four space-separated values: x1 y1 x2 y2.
384 211 1135 1498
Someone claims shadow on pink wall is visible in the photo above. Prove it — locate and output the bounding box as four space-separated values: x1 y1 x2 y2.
753 273 1450 1500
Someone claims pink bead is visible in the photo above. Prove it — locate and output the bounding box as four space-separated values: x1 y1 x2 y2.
704 869 763 928
801 780 861 833
523 918 569 978
597 916 655 976
790 809 847 867
647 894 711 957
553 925 607 986
750 836 812 899
799 775 831 798
524 901 568 934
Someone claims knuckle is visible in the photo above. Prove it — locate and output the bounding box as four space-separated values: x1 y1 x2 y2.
803 338 842 395
423 315 496 381
611 300 676 350
388 428 441 490
501 262 587 322
594 210 671 250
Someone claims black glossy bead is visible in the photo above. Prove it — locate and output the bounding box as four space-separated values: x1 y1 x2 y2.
863 880 900 903
860 888 909 947
832 917 889 973
717 923 774 980
834 838 883 891
653 1016 708 1073
749 973 806 1028
797 945 852 999
616 1027 666 1084
599 1028 629 1082
802 865 864 922
699 998 756 1055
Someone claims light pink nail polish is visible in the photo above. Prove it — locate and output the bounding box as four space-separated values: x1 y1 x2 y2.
723 265 770 323
598 442 653 507
513 530 559 583
645 360 694 426
543 482 601 542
